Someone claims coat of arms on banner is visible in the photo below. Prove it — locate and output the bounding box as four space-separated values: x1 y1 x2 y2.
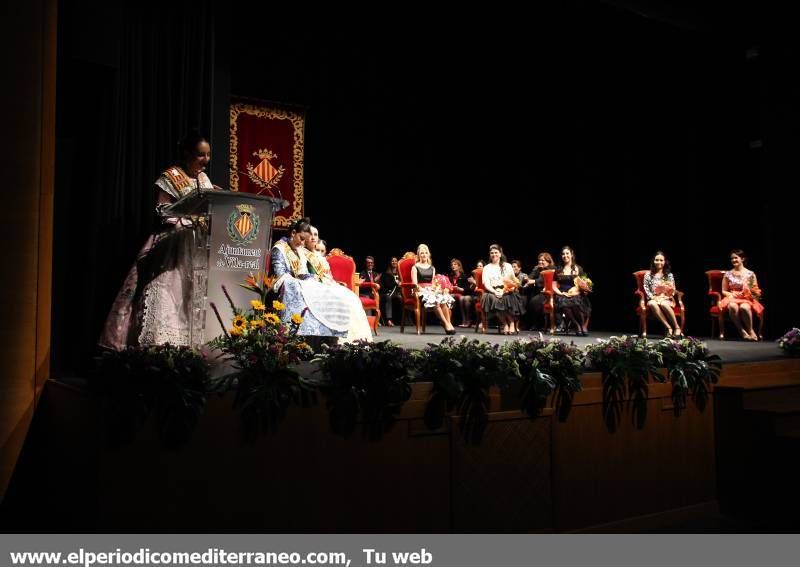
227 203 261 245
245 148 285 195
229 100 305 228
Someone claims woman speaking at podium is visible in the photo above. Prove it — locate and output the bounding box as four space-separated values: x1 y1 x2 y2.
99 130 214 349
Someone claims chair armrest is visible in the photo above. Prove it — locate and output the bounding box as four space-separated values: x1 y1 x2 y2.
707 291 721 305
361 282 380 291
635 289 646 308
676 290 685 311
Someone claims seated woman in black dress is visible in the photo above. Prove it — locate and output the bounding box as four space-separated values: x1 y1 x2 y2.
510 260 529 333
554 246 591 336
449 258 475 328
379 256 402 326
411 244 456 334
522 252 555 330
480 244 526 335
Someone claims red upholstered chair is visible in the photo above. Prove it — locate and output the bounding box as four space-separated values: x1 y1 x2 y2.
706 270 725 339
472 268 488 333
706 269 764 339
540 269 556 334
398 254 424 334
327 248 380 335
633 270 685 337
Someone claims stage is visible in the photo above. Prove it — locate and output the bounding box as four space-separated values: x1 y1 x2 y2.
2 340 799 532
373 325 784 364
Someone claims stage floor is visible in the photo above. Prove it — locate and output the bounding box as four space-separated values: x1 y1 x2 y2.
372 325 782 364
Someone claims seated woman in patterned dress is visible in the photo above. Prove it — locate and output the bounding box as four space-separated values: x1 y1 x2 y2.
643 251 682 337
411 244 456 335
270 218 372 343
719 249 764 341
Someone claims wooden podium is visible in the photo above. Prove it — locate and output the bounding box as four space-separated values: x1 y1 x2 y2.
163 189 287 346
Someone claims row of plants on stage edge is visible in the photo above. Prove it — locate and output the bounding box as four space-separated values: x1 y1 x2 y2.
93 336 721 449
92 275 723 448
584 335 722 432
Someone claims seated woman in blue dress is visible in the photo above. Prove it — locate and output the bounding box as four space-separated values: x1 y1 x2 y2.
270 218 372 343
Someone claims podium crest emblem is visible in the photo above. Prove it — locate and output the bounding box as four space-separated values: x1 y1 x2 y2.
227 203 261 245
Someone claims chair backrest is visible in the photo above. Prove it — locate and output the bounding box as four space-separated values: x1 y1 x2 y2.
327 248 357 293
540 269 555 293
633 270 648 293
472 268 485 292
705 270 725 293
398 257 417 301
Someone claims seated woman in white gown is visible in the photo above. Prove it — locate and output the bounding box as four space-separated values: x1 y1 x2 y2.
270 218 372 343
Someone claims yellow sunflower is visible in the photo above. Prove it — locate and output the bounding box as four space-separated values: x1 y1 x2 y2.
250 299 266 311
229 326 244 337
232 315 247 329
250 318 266 330
273 300 286 311
291 313 304 325
263 312 281 325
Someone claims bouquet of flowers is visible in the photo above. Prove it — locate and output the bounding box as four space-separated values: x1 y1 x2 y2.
576 274 593 294
208 284 313 371
502 274 520 293
778 328 800 357
744 273 763 301
240 270 276 303
654 281 675 296
207 282 314 438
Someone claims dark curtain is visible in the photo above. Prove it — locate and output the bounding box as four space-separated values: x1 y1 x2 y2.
53 1 221 377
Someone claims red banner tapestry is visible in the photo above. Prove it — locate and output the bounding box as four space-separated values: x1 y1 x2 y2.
229 101 305 228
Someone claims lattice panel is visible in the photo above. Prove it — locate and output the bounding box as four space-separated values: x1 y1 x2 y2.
452 416 553 532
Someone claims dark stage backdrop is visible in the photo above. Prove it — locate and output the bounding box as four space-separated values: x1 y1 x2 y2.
53 1 225 376
53 1 799 377
229 3 797 339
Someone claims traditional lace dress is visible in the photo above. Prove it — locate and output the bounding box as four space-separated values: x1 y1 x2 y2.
270 238 372 343
99 167 212 349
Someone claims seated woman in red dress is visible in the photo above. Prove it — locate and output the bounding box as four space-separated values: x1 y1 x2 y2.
719 249 764 341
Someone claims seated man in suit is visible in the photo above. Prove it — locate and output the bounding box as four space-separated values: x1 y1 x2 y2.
359 256 379 297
